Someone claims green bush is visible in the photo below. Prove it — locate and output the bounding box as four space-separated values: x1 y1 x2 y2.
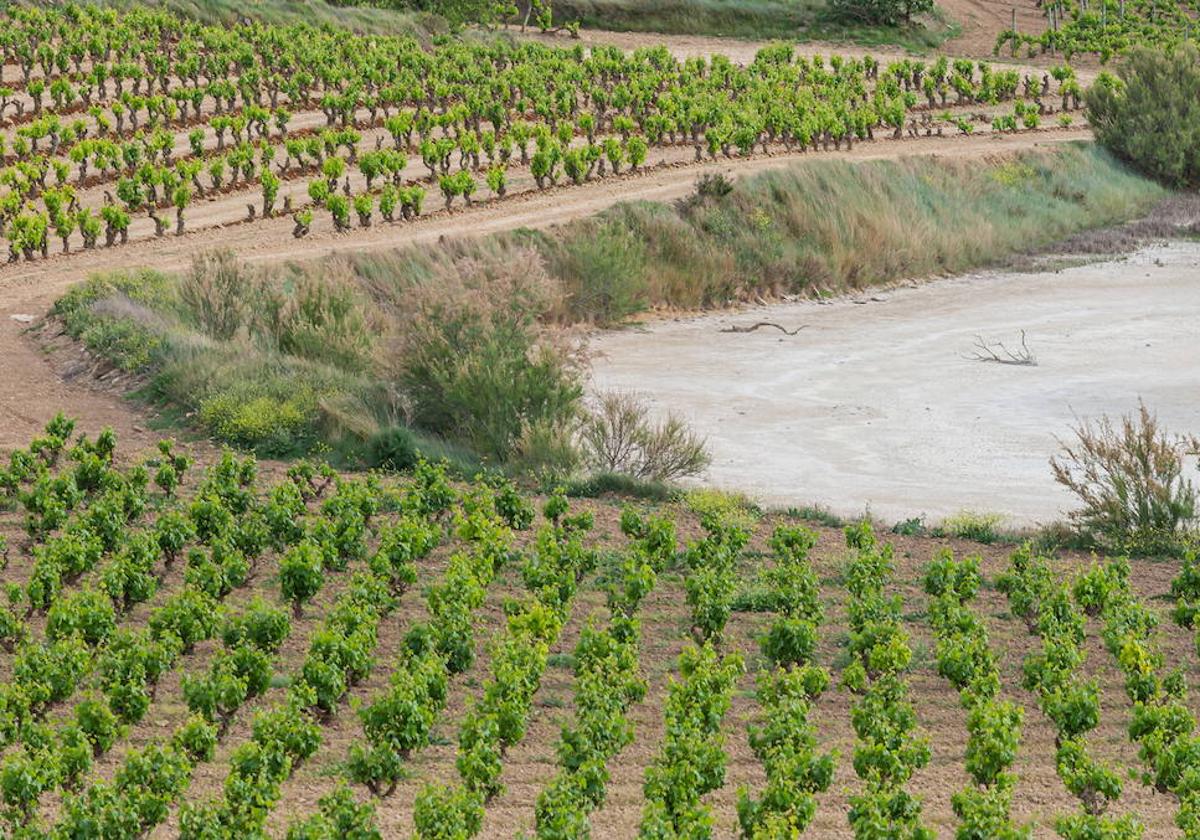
365 426 420 472
198 384 318 455
78 317 162 372
563 472 676 502
1087 45 1200 188
940 511 1005 544
394 247 582 462
53 270 176 371
828 0 932 26
180 250 247 341
252 271 378 373
550 220 647 324
402 323 579 463
759 617 819 667
54 270 175 327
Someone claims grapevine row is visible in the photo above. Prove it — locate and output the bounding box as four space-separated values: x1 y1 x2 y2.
0 4 1086 260
842 522 934 839
531 508 675 837
737 524 835 837
1081 555 1200 839
411 493 595 837
924 551 1027 839
996 547 1143 839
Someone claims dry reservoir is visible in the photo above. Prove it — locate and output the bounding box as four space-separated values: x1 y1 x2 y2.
589 242 1200 526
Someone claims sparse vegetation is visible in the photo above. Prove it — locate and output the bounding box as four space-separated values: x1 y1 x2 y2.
938 511 1006 544
48 146 1166 465
1051 402 1198 555
553 0 952 46
580 391 711 482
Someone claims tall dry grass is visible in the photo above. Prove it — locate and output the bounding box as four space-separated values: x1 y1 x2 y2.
342 144 1164 321
111 0 446 37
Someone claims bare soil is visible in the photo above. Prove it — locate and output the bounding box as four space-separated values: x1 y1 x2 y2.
511 11 1064 75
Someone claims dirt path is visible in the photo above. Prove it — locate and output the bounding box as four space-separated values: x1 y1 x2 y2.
0 129 1090 300
936 0 1047 57
0 321 161 455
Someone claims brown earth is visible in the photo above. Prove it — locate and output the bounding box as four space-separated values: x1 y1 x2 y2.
511 6 1057 71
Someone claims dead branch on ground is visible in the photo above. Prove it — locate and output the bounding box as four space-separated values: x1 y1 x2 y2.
964 330 1037 366
720 321 809 336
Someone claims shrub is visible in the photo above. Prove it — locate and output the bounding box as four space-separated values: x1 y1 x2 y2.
675 172 737 215
251 268 378 373
684 488 760 532
53 270 175 371
390 246 582 462
75 310 162 372
760 617 819 666
54 269 174 328
940 511 1005 544
198 382 319 455
696 172 735 199
580 390 710 483
550 221 647 324
564 472 675 502
828 0 934 25
1087 45 1200 188
1050 402 1197 555
180 250 248 340
509 416 581 482
365 426 420 472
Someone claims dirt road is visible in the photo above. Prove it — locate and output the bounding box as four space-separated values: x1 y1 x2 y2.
0 130 1090 301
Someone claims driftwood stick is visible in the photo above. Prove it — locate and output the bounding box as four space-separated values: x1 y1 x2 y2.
720 321 809 336
964 330 1037 366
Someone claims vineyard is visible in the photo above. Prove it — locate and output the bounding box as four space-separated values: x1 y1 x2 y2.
995 0 1200 60
0 415 1192 838
0 0 1197 833
0 3 1097 265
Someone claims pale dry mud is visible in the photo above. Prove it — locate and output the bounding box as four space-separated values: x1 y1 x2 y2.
589 241 1200 526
